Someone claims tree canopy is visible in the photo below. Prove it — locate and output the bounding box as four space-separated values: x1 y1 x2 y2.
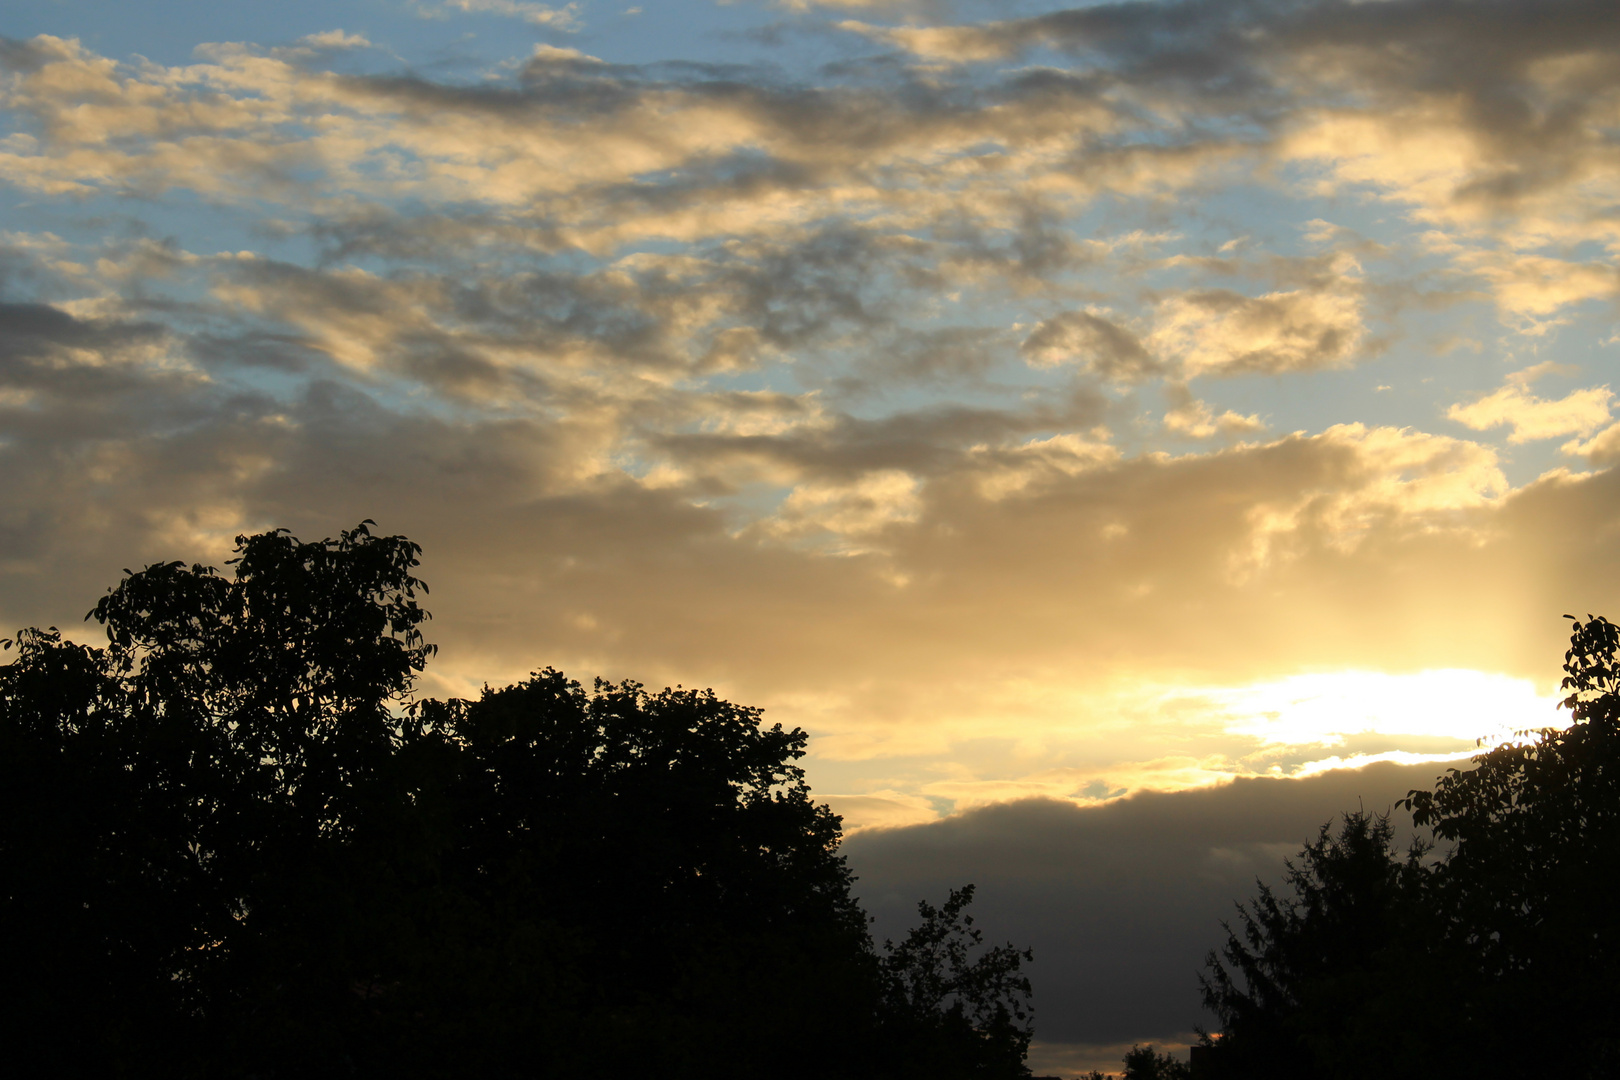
1 523 1033 1080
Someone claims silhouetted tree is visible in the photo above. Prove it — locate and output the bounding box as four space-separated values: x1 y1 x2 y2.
875 885 1035 1078
1198 812 1433 1080
1 524 1034 1080
1402 614 1620 1076
1120 1044 1190 1080
1078 1043 1189 1080
2 523 438 1074
409 670 880 1079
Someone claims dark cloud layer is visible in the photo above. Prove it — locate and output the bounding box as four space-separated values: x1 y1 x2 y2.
844 761 1445 1049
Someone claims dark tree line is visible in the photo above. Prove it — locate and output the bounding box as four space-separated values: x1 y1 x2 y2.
1077 1044 1191 1080
0 524 1033 1079
1199 615 1620 1079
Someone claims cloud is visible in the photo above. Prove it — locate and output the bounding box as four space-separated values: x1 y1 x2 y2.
760 468 924 548
822 789 939 832
1149 286 1365 377
1201 667 1561 749
1464 253 1620 322
2 252 1614 863
1561 421 1620 465
1020 309 1160 381
1162 384 1265 438
843 762 1451 1050
3 1 1615 276
0 32 1122 247
779 0 917 10
431 0 583 28
838 20 1021 64
0 215 1585 767
0 237 1550 721
296 30 373 51
826 0 1620 303
4 8 1620 903
1447 370 1613 444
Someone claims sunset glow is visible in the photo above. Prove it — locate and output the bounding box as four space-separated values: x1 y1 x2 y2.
1212 668 1564 749
4 0 1617 1069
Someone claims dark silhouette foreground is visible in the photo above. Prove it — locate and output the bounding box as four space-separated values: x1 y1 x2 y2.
1199 616 1620 1079
1 525 1032 1079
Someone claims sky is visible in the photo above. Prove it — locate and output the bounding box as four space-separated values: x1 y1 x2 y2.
2 0 1618 1071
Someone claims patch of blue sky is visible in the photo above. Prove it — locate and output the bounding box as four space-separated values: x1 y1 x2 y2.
661 474 802 535
696 358 812 396
0 0 576 68
5 2 389 67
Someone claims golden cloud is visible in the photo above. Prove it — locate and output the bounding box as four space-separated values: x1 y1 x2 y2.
1150 287 1365 377
1448 373 1613 445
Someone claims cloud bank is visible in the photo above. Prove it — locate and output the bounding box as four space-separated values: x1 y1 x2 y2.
0 0 1616 854
845 761 1448 1069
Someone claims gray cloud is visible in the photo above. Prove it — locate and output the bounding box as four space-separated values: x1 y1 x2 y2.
1151 286 1364 376
3 354 1598 715
1021 309 1159 380
656 387 1109 483
844 761 1447 1050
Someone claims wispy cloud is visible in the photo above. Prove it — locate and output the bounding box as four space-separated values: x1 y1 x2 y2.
423 0 583 28
1449 371 1613 445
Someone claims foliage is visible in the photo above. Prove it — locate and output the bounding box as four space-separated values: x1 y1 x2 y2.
1119 1044 1190 1080
1400 614 1620 1076
876 885 1035 1077
1198 812 1433 1080
1077 1043 1188 1080
2 523 438 1072
0 524 1034 1080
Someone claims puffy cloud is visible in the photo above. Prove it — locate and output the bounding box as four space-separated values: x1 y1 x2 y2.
1150 286 1365 377
3 245 1615 869
1464 253 1619 321
0 32 1126 250
828 0 1620 305
1020 309 1159 381
837 21 1022 64
1448 369 1613 444
962 432 1121 501
759 469 924 548
822 789 939 832
0 296 1559 726
2 1 1615 272
1565 421 1620 465
1162 384 1265 438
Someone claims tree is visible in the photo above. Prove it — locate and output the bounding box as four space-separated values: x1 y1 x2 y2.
876 885 1035 1078
414 670 880 1080
1119 1044 1190 1080
1401 614 1620 1077
1197 811 1434 1080
1 524 1035 1080
2 522 436 1073
1077 1043 1188 1080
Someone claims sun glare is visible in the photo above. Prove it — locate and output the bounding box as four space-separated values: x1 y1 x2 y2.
1210 669 1565 749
